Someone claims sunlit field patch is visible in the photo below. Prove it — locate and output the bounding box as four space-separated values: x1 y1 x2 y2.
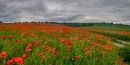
0 23 124 65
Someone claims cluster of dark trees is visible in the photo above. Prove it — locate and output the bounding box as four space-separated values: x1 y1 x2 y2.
0 21 2 23
60 22 129 27
13 21 58 23
14 21 45 23
0 21 129 27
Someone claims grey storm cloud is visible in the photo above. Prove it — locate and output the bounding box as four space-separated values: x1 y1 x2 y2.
0 0 130 24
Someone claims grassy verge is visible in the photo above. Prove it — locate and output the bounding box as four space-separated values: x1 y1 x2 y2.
85 30 130 42
118 45 130 64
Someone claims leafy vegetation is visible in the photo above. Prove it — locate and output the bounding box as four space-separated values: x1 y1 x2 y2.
0 23 123 65
119 45 130 64
90 31 130 42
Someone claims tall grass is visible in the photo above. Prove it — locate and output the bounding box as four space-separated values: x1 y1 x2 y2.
0 30 122 65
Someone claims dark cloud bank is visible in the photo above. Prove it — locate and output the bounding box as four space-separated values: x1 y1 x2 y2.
0 0 130 24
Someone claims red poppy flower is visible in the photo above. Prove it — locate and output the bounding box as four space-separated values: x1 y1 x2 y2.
34 42 39 46
121 63 125 65
24 32 29 36
61 38 66 44
7 59 14 65
28 43 32 47
101 51 108 55
48 32 51 35
9 36 13 39
46 46 49 51
72 56 78 60
32 33 37 38
91 42 97 48
22 54 26 59
15 39 19 43
44 41 46 45
1 35 6 40
102 45 113 50
41 36 44 39
1 51 7 58
84 47 89 51
39 53 43 57
75 37 79 40
26 46 31 52
67 45 72 50
13 57 23 65
82 38 86 40
68 41 72 46
53 50 59 57
84 47 90 55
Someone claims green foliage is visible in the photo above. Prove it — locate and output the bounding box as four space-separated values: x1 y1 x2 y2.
93 31 130 42
0 30 121 65
119 45 130 63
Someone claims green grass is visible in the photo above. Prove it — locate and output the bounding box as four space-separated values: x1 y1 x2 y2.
89 31 130 42
61 22 130 31
81 23 130 31
118 45 130 64
80 23 130 41
0 30 122 65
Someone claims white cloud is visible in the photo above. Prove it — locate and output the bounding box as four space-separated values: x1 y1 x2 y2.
0 0 130 24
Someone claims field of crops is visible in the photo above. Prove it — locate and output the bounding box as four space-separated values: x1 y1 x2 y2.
86 28 130 36
82 25 130 42
0 23 124 65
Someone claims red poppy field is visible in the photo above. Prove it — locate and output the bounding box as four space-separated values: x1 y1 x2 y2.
0 23 124 65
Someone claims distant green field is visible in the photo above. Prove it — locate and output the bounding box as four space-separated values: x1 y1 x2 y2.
81 24 130 31
79 23 130 42
61 22 130 31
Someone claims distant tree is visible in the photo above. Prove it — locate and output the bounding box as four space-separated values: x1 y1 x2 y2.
0 21 3 23
45 21 49 23
30 21 37 23
24 22 28 23
101 22 106 24
109 22 113 25
88 23 94 26
118 23 123 26
42 21 45 23
15 22 21 23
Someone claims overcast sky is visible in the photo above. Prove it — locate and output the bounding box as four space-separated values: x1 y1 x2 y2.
0 0 130 24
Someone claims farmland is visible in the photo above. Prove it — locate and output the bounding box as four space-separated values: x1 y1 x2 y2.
0 23 127 65
80 23 130 42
